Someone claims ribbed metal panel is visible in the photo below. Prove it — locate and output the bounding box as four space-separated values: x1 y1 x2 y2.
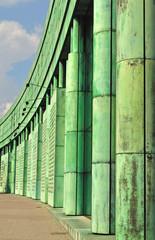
48 93 56 206
41 112 47 202
27 134 32 197
15 146 20 194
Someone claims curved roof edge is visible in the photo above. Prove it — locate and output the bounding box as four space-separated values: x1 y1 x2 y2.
0 0 53 124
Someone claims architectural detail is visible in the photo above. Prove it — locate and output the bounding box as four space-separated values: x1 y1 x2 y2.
0 0 154 239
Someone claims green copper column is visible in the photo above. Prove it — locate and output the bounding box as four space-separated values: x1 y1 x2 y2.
30 120 34 197
15 135 21 195
116 1 155 239
11 140 16 193
41 93 50 203
3 146 9 193
36 107 43 199
20 132 25 196
8 144 12 193
64 18 85 215
32 113 37 199
27 120 34 197
23 128 28 196
0 149 3 192
45 93 50 203
63 59 68 213
92 0 116 234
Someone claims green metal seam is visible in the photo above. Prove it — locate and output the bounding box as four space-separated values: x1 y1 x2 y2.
109 0 113 233
144 0 146 239
76 17 80 215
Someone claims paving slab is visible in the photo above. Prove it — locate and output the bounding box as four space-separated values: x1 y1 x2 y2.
0 194 72 240
46 206 116 240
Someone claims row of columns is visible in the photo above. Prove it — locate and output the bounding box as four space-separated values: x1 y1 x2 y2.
63 0 155 239
116 0 155 239
0 1 154 239
92 0 155 239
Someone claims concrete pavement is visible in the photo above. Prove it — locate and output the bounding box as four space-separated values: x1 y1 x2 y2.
0 194 72 240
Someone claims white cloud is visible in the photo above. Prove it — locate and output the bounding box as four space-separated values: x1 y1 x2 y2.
0 20 42 119
0 0 33 7
0 102 13 116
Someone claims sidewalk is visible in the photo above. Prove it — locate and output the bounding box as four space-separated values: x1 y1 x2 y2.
0 194 72 240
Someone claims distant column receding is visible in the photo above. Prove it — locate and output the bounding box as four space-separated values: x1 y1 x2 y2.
64 17 85 215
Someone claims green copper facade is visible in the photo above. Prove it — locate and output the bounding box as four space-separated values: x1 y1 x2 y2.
0 0 154 239
92 0 116 234
116 0 155 239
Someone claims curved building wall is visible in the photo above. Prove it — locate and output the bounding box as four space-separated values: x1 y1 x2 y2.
0 0 77 148
0 1 155 240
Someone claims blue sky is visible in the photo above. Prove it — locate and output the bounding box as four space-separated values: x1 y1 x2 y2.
0 0 50 118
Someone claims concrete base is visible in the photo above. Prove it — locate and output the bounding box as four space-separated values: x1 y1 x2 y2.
46 206 115 240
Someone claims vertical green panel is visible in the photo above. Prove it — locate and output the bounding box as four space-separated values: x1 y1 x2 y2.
20 141 25 195
48 88 65 207
3 153 9 193
41 111 47 202
36 123 42 200
145 6 155 233
32 125 39 199
145 0 155 59
11 140 16 194
116 60 144 239
93 31 111 97
27 131 34 198
8 147 12 193
117 0 143 61
27 135 31 197
83 173 91 215
116 154 144 240
93 97 110 163
48 90 57 207
145 61 155 154
111 162 115 233
15 145 20 194
30 126 34 198
65 132 77 172
146 154 155 240
64 173 76 215
64 60 68 212
54 176 64 207
23 140 28 196
0 153 4 193
116 61 144 154
41 105 50 203
92 163 110 234
66 91 78 131
76 173 83 215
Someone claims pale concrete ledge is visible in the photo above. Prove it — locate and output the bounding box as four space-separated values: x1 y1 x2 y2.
46 206 116 240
